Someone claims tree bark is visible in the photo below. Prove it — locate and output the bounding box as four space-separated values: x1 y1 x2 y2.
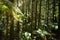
10 14 14 40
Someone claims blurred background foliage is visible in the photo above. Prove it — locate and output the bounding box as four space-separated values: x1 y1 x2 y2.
0 0 59 40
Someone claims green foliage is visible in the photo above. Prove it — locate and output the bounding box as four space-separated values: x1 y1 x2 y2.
24 32 31 40
0 2 9 11
0 1 25 22
0 0 59 40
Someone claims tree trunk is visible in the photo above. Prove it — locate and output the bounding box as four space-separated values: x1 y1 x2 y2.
10 14 14 40
9 0 17 40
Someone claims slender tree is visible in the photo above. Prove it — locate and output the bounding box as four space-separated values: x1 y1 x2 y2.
9 0 15 40
38 0 41 29
5 12 9 40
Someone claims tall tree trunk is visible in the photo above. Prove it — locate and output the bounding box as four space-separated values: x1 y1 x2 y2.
53 0 56 23
35 0 37 30
5 13 9 40
9 0 18 40
38 0 41 29
16 21 20 40
46 0 49 31
9 0 15 40
10 14 14 40
0 16 2 40
31 0 34 39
